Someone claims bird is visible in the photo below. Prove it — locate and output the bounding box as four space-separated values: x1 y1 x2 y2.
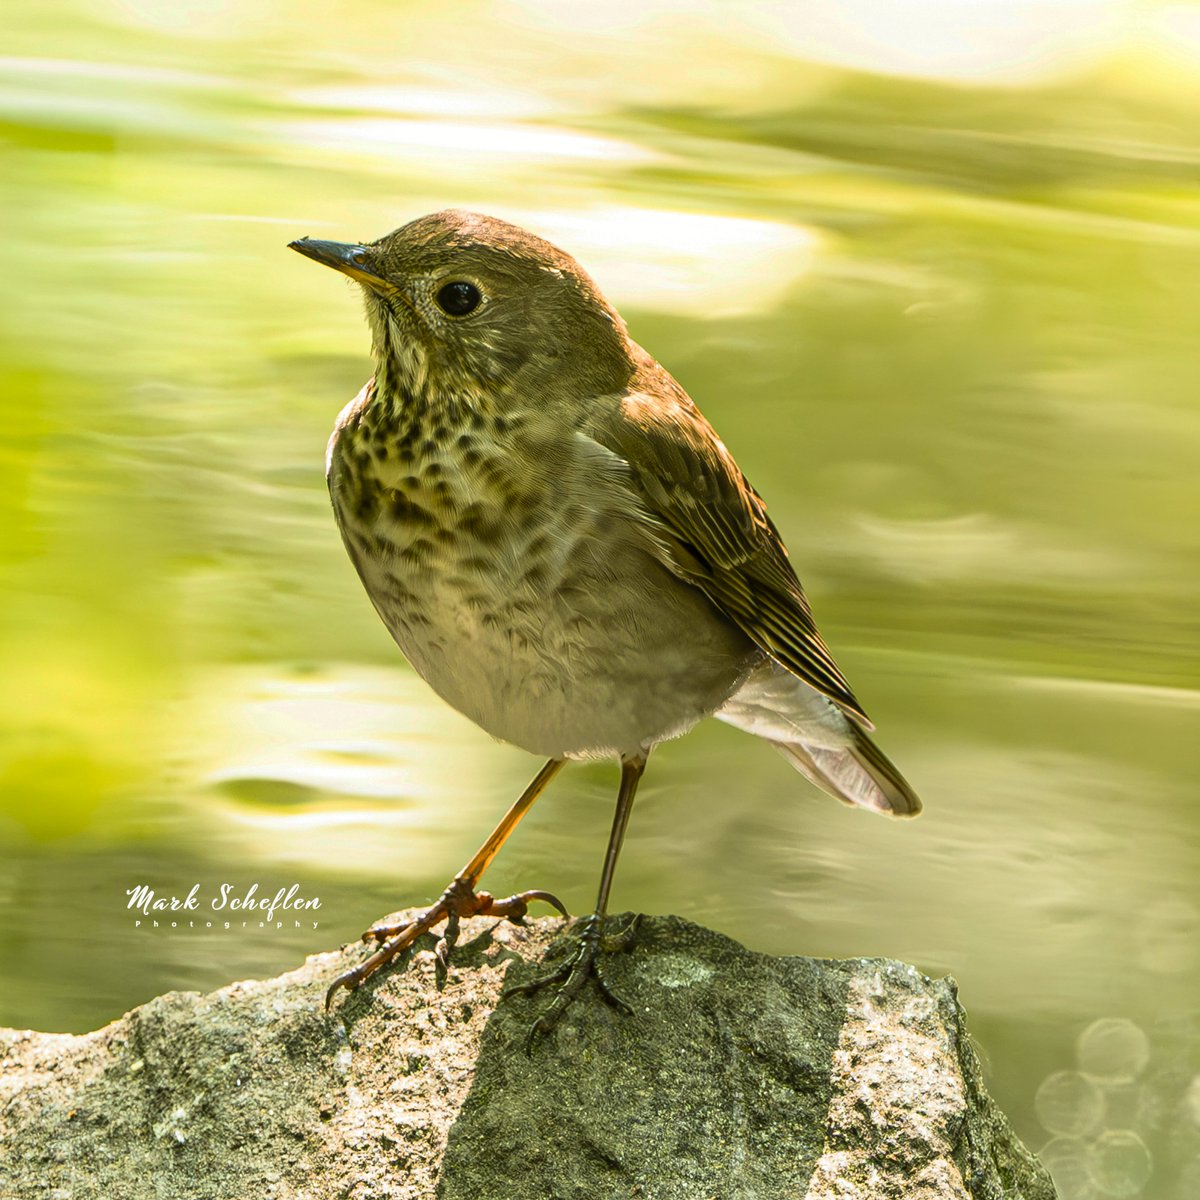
289 210 920 1043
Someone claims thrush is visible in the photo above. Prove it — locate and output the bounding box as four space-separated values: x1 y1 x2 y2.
289 210 920 1043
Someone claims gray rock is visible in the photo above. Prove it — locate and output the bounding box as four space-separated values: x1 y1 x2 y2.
0 913 1054 1199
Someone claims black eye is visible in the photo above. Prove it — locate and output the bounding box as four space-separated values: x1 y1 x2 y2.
435 281 482 317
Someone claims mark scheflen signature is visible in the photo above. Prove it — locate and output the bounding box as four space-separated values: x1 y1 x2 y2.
126 883 321 929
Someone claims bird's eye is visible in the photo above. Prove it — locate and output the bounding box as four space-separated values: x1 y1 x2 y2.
435 281 482 317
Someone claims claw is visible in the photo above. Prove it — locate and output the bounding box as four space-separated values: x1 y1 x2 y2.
524 1015 550 1056
325 877 567 1012
485 888 569 923
602 913 641 954
502 912 639 1052
434 909 460 972
592 962 634 1016
501 954 573 1001
325 961 368 1011
516 890 569 920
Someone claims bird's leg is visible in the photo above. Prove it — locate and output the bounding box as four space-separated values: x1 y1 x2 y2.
325 757 567 1010
503 753 647 1051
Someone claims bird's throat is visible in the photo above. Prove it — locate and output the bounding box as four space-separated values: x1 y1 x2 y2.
366 299 431 407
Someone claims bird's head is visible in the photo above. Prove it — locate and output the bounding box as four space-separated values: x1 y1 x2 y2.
290 210 635 410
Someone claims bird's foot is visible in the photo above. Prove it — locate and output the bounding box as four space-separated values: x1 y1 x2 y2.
325 875 568 1011
502 912 641 1053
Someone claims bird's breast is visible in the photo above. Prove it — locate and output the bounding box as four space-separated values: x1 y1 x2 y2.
326 393 755 756
331 403 581 602
329 401 614 670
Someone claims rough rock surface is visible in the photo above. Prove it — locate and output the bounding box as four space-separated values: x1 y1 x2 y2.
0 913 1054 1199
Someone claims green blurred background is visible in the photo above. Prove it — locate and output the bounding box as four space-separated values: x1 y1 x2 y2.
2 1 1198 1194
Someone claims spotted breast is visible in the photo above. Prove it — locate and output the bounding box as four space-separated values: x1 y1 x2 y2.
326 378 761 760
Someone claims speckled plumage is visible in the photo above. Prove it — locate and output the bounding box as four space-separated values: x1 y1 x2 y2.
327 373 761 760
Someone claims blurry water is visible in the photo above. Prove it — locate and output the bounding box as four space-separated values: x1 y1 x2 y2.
2 3 1199 1194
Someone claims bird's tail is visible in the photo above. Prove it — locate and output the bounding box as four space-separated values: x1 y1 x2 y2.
770 725 921 817
715 658 921 817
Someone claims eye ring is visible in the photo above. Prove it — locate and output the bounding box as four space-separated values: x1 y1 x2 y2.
435 280 483 317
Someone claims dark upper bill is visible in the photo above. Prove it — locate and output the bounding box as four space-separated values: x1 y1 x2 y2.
288 237 390 293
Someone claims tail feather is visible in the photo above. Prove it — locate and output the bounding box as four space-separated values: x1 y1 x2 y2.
715 657 922 818
771 726 921 817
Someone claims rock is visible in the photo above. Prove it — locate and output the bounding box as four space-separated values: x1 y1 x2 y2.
0 913 1054 1199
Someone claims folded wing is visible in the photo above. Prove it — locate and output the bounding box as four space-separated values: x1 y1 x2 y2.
589 383 870 727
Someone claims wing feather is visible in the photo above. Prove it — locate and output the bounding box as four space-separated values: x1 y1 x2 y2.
590 386 870 726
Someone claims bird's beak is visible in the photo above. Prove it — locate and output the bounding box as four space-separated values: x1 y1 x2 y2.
288 237 393 296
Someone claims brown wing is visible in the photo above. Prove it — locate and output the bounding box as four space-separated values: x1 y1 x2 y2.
591 387 871 727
